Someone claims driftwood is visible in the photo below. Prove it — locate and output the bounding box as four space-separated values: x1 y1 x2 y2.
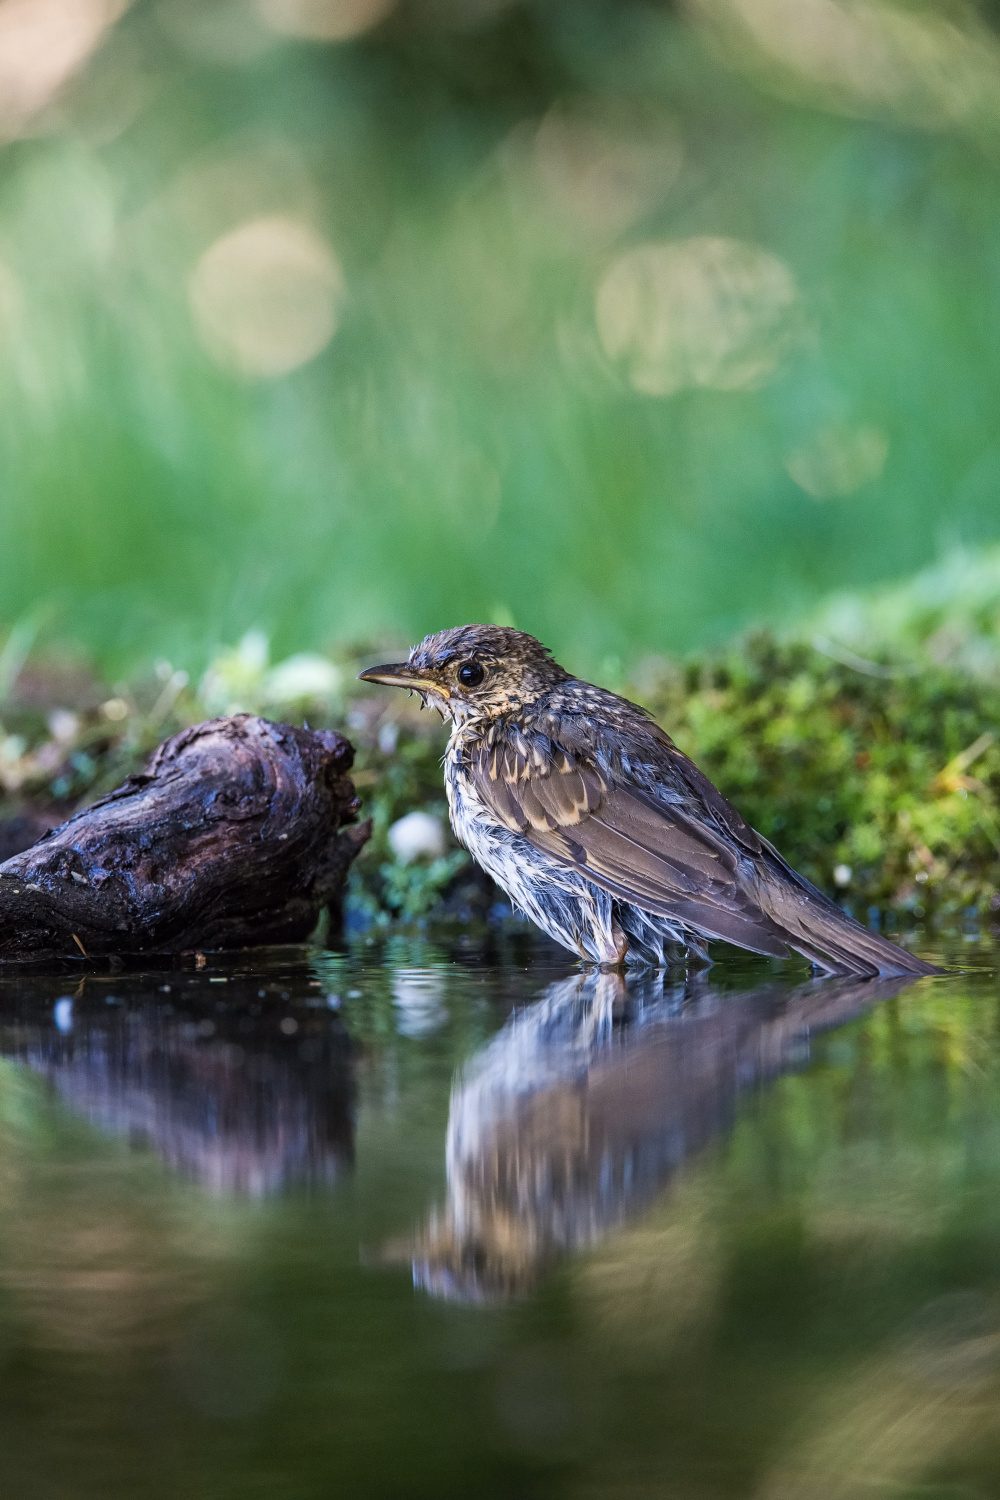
0 714 370 961
0 975 355 1194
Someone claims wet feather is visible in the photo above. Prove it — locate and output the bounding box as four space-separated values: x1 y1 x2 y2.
363 624 938 977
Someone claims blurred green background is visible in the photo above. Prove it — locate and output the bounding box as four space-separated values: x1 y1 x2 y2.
2 0 1000 677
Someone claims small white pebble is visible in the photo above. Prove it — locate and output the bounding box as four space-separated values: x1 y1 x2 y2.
388 810 445 864
47 709 79 743
833 864 852 887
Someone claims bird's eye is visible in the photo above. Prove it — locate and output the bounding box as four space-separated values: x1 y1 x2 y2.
456 660 485 688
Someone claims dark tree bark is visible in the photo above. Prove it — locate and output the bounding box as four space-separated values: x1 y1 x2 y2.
0 715 370 962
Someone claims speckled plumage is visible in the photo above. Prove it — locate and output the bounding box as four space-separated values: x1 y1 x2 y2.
360 626 937 977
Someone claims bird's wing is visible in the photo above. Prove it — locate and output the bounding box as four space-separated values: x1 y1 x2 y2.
466 720 793 958
465 717 935 977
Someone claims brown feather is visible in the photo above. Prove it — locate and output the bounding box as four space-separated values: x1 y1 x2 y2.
467 722 934 978
373 623 936 978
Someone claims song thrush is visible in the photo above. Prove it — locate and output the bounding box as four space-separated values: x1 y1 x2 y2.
360 626 935 976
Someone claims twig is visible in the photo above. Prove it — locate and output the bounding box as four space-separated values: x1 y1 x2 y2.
811 636 922 679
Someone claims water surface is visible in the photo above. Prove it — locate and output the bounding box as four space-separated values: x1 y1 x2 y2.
0 928 997 1499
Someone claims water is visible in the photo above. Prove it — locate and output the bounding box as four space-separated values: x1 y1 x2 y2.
0 928 998 1499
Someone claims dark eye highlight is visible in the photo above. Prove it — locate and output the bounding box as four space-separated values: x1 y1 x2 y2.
456 660 485 688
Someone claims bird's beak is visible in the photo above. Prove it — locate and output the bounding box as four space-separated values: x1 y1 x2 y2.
357 663 450 698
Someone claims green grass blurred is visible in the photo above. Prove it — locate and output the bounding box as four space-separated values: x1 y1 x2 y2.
3 0 1000 677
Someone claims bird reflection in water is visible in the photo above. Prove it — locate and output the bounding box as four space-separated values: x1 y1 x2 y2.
405 967 920 1301
0 981 354 1195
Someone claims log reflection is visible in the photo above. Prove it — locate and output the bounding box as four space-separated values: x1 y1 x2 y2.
0 980 354 1195
409 968 919 1300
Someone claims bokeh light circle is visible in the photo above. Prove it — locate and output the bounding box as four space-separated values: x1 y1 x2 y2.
596 236 800 396
256 0 394 41
188 214 345 378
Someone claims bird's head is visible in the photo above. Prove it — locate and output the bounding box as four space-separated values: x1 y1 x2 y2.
358 625 569 723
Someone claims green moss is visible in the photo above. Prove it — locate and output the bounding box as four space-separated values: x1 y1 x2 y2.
4 597 1000 927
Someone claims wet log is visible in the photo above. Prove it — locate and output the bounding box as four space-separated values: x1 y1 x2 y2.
1 975 355 1193
0 714 370 962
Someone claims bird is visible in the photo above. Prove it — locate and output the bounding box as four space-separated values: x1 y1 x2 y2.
359 625 937 978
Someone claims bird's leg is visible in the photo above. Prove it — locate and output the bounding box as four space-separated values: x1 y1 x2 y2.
684 933 714 972
590 916 630 970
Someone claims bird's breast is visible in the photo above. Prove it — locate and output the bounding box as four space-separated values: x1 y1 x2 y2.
444 734 498 849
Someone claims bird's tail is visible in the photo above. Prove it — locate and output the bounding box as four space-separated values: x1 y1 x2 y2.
754 845 939 977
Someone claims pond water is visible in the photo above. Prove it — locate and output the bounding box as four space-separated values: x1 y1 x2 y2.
0 925 998 1499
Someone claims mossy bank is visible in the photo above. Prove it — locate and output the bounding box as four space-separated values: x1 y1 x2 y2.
3 566 1000 931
